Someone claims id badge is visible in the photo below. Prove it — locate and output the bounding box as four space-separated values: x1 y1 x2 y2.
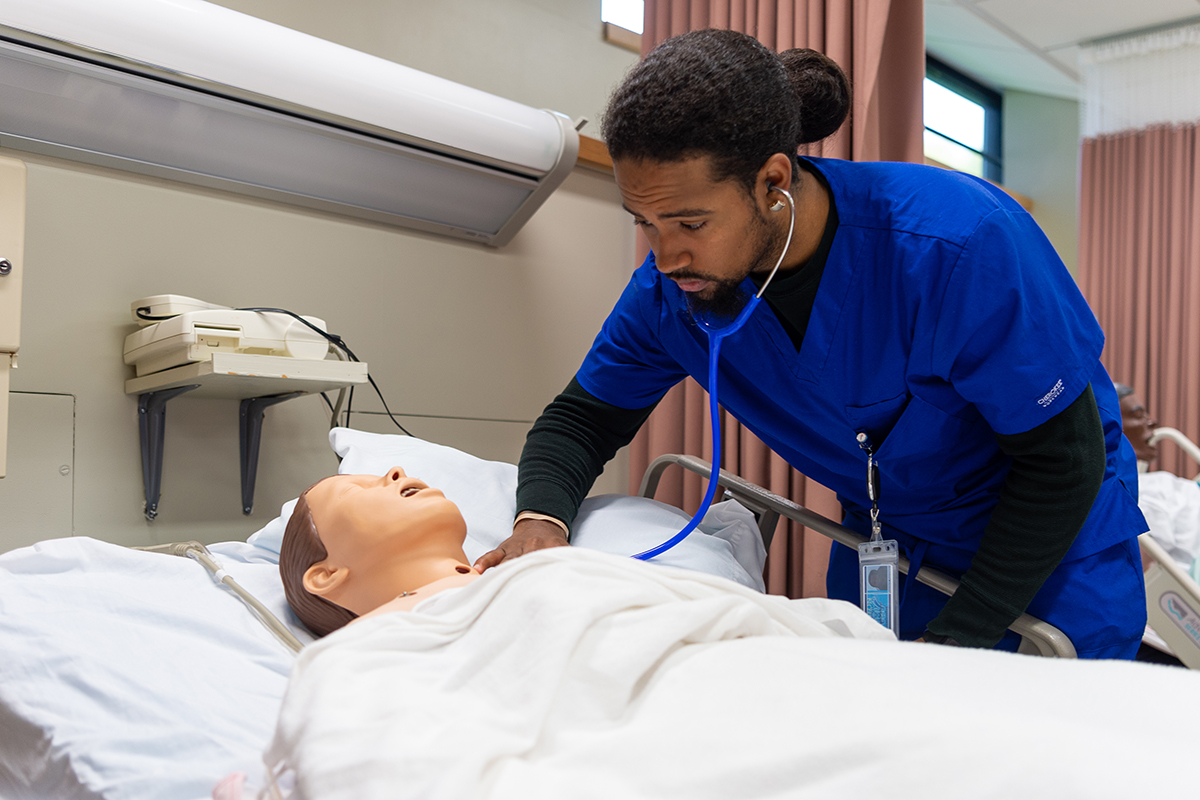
858 539 899 636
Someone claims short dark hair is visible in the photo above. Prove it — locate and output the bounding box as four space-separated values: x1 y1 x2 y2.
1113 382 1134 399
601 29 851 191
280 485 358 637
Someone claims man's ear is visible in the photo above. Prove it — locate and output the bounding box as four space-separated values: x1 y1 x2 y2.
757 152 795 201
303 561 348 597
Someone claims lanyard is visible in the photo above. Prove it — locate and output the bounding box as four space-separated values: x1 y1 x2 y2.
856 432 883 541
855 431 899 635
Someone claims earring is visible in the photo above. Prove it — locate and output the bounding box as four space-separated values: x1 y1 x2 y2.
769 200 786 212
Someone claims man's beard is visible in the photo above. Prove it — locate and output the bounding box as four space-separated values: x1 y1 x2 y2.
685 209 786 325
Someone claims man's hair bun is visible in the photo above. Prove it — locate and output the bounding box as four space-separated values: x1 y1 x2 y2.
779 49 851 145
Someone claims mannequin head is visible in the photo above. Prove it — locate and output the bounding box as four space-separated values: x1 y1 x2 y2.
280 468 472 636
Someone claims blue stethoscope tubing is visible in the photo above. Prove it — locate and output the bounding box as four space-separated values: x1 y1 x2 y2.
633 184 797 561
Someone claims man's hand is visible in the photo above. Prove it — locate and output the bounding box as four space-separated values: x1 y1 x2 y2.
917 631 963 646
474 518 569 572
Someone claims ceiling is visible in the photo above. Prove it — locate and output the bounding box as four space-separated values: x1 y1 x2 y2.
925 0 1200 99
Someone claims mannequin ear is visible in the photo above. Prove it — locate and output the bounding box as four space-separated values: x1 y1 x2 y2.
303 561 349 597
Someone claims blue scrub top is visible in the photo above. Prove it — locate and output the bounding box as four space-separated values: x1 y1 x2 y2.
577 158 1145 561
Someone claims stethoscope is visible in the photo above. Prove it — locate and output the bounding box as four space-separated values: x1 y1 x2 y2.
633 183 797 560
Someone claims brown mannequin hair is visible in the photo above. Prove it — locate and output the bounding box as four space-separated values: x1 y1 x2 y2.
280 486 358 637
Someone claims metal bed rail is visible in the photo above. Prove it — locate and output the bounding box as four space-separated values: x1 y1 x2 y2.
638 453 1076 658
1148 426 1200 481
1142 425 1200 668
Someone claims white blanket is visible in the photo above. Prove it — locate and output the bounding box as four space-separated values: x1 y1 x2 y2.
1139 469 1200 570
262 548 1200 799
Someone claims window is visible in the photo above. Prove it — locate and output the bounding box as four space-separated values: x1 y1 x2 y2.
924 55 1002 183
602 0 643 53
602 0 643 33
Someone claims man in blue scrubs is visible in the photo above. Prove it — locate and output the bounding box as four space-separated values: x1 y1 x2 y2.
477 30 1148 657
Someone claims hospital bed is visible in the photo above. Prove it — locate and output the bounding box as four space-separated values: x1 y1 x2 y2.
1 429 1197 799
1139 426 1200 668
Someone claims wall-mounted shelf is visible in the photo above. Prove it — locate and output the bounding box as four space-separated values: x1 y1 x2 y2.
126 352 368 519
125 351 366 397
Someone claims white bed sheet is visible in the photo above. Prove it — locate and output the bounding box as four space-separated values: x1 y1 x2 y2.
267 548 1200 800
0 537 296 800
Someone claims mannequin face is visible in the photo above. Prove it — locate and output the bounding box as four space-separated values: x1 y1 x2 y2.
1120 393 1159 463
299 467 470 616
305 467 465 556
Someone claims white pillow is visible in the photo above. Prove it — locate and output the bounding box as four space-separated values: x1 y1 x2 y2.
249 429 766 590
572 494 766 590
246 427 515 559
334 427 519 560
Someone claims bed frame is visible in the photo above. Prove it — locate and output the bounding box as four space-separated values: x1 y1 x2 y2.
1139 426 1200 669
638 453 1076 658
1140 534 1200 668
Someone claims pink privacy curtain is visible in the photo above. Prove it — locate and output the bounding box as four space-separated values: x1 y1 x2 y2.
1080 125 1200 478
626 0 925 598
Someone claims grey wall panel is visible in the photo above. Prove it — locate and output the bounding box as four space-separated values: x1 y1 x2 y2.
0 392 73 553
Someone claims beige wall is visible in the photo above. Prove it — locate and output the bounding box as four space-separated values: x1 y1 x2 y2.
1002 90 1081 277
0 0 639 551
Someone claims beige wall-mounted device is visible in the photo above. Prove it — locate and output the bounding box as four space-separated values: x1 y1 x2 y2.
0 156 26 479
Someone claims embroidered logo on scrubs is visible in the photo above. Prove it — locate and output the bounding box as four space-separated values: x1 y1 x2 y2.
1037 379 1065 408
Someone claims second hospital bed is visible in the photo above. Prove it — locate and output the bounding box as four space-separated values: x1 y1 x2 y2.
1137 426 1200 668
1 428 1197 798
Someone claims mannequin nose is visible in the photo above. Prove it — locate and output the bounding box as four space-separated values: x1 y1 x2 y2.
385 466 407 482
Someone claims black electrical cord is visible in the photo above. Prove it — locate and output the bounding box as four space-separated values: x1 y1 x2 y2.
135 304 413 435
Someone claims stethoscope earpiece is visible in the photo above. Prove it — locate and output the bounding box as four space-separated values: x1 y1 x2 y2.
757 184 795 299
767 182 791 213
